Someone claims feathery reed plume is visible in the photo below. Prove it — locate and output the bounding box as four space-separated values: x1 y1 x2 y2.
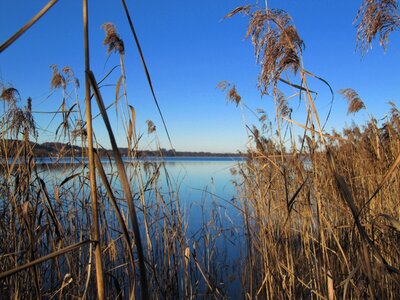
339 88 366 114
9 107 25 137
1 87 20 105
25 97 37 138
102 23 125 55
388 101 400 128
62 66 80 88
258 112 267 123
146 120 156 134
217 81 242 106
227 85 242 106
275 89 290 117
50 64 65 90
355 0 400 53
216 80 229 91
226 6 304 93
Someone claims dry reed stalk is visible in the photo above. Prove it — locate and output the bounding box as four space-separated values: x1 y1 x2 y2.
93 150 136 293
82 1 105 298
0 0 59 53
0 240 92 280
86 70 149 299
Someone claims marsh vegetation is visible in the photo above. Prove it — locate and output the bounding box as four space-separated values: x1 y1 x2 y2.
1 0 400 299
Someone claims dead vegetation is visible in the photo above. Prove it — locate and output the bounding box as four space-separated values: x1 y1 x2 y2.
0 0 399 299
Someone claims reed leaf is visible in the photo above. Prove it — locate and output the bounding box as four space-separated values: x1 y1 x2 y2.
120 0 173 150
87 69 149 299
115 75 123 118
93 150 136 293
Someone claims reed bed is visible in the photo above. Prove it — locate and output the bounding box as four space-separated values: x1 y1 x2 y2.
0 74 231 299
225 2 400 299
0 1 228 298
1 0 400 299
233 114 400 298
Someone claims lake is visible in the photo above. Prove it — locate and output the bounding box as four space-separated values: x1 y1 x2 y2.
32 156 245 296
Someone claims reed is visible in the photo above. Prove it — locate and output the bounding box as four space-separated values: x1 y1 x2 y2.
0 0 399 299
224 1 400 298
0 2 224 297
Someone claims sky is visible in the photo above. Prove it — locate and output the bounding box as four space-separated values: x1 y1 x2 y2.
1 0 399 153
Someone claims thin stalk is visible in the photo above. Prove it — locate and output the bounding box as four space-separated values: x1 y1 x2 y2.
0 0 59 53
87 70 149 299
0 240 92 280
83 0 105 298
120 0 173 150
93 150 136 293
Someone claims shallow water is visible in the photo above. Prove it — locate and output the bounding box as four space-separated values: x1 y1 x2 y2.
29 156 245 296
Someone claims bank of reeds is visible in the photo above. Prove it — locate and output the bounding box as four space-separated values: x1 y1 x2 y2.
226 2 400 299
1 0 400 299
233 111 400 298
0 1 228 298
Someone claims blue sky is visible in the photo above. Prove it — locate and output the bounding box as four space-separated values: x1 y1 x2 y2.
1 0 399 153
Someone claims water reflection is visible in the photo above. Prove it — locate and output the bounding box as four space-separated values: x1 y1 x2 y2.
34 156 244 232
14 157 244 296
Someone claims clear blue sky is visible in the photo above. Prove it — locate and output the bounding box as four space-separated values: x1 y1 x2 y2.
1 0 399 152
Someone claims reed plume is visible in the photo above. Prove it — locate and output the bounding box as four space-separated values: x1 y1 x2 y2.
275 89 290 117
339 88 366 114
355 0 400 53
1 87 20 106
388 101 400 127
226 6 304 93
217 81 242 106
102 23 125 55
50 64 65 90
227 85 242 106
146 120 156 134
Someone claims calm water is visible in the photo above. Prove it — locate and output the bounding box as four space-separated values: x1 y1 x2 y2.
34 156 243 216
35 156 244 238
30 157 245 296
156 158 243 295
157 158 245 246
34 156 242 198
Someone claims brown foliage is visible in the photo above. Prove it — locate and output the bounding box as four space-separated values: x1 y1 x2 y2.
102 23 125 55
339 88 366 114
226 6 304 93
355 0 400 53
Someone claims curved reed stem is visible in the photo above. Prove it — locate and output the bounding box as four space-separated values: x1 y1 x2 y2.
87 70 149 299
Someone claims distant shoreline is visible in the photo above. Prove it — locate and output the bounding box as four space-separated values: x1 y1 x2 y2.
1 139 245 158
30 156 245 165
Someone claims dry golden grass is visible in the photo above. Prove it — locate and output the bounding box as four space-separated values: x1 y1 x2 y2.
225 1 400 298
355 0 400 53
1 0 400 299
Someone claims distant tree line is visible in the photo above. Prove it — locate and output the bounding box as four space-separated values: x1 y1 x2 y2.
0 139 244 158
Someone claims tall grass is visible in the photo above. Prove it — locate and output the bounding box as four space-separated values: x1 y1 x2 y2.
0 0 399 299
225 2 400 298
0 1 230 298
